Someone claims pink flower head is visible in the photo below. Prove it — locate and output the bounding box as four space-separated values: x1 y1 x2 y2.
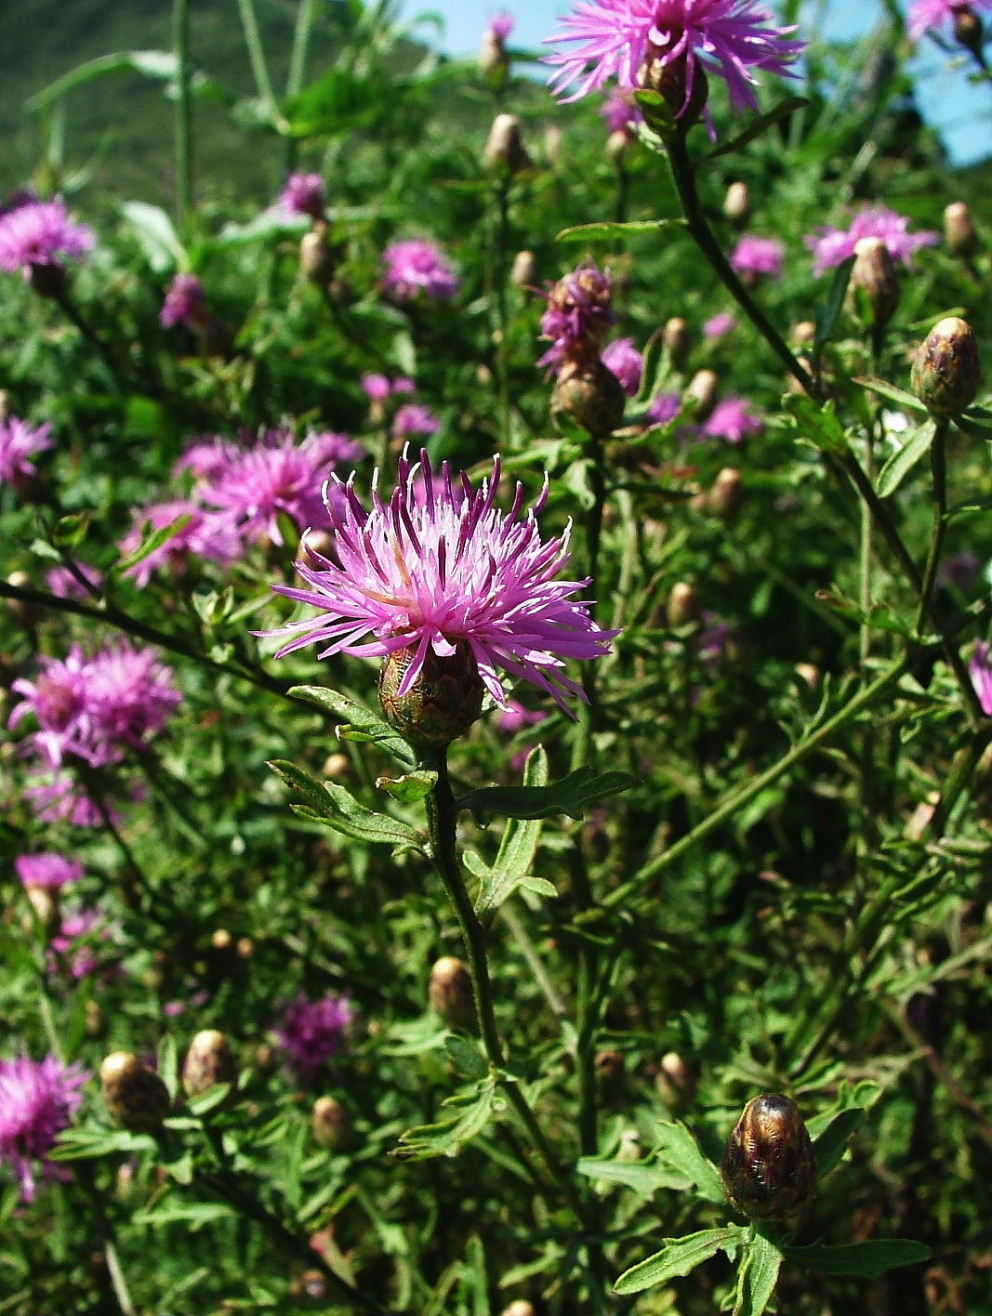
907 0 992 40
273 992 354 1083
0 199 95 276
807 205 940 277
361 373 393 403
174 434 243 482
544 0 805 122
46 562 103 601
280 173 326 219
704 310 738 339
118 499 240 588
489 10 516 40
0 1053 88 1202
649 391 683 424
730 234 784 280
382 238 460 302
392 402 441 438
601 336 644 396
539 262 615 369
701 394 762 442
160 273 207 330
15 853 83 890
0 415 53 487
970 641 992 715
601 87 644 135
261 448 619 714
497 699 549 734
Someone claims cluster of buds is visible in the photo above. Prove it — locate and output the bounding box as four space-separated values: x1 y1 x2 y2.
721 1092 816 1218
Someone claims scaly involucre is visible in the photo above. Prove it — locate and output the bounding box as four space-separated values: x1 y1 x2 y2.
264 449 617 713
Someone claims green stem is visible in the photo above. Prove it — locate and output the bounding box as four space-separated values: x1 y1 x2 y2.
914 420 950 639
284 0 319 174
236 0 288 134
53 289 128 394
173 0 193 240
493 177 512 449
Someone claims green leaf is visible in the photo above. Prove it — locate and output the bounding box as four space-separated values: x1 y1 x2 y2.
458 766 635 822
707 96 808 158
186 1084 234 1117
268 760 423 848
783 1239 932 1277
375 770 437 803
953 410 992 441
50 1128 158 1161
577 1156 692 1196
816 256 855 352
121 202 187 273
653 1119 727 1205
288 685 416 765
27 50 181 112
283 68 389 138
734 1231 783 1316
444 1036 489 1081
53 513 89 550
613 1228 742 1295
782 394 848 456
556 218 686 244
875 421 935 498
113 513 193 576
853 377 930 414
946 492 992 520
395 1077 498 1160
808 1106 868 1178
472 747 549 916
132 1202 236 1229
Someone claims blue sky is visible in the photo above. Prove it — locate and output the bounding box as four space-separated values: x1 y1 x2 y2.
396 0 990 167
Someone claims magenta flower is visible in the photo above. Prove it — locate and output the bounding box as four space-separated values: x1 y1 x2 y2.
702 394 762 442
730 234 784 281
539 262 615 369
174 434 242 482
0 198 95 276
601 337 644 396
279 173 326 219
970 641 992 715
392 402 441 439
46 562 103 601
0 1053 88 1203
601 87 644 135
16 853 83 890
807 205 939 277
497 700 549 734
273 992 354 1083
382 239 460 302
649 391 683 424
704 310 738 339
48 907 119 982
0 415 53 487
262 449 618 713
488 10 516 40
544 0 805 119
118 499 240 587
907 0 992 40
362 374 416 403
160 273 207 330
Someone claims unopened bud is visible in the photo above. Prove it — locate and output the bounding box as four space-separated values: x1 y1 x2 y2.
236 937 254 960
944 201 980 258
379 643 484 747
85 999 107 1039
551 357 627 439
595 1050 626 1091
312 1095 353 1150
723 181 751 227
849 237 900 327
666 582 699 627
708 467 743 520
211 928 234 954
479 31 510 83
484 114 532 175
543 125 564 167
790 321 817 348
656 1051 697 1108
429 956 475 1029
293 1270 329 1301
794 662 821 689
607 129 632 164
954 4 985 56
322 752 350 780
663 316 692 369
100 1052 170 1132
638 48 709 129
23 884 59 932
511 250 537 288
685 369 718 422
501 1303 536 1316
911 316 982 416
721 1092 816 1218
617 1128 643 1162
300 222 334 285
182 1029 238 1099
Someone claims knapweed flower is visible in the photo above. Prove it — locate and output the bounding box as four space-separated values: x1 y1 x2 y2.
730 234 784 281
273 992 354 1084
118 499 240 587
262 449 618 713
701 394 763 442
46 562 103 601
160 273 207 330
544 0 805 121
704 310 738 339
48 907 119 982
16 853 82 890
907 0 992 41
0 198 95 277
382 238 460 302
0 1052 88 1203
539 262 615 369
602 336 644 395
0 415 53 488
969 640 992 714
488 10 515 40
392 402 441 439
649 391 683 424
279 173 326 219
601 86 644 135
807 205 939 277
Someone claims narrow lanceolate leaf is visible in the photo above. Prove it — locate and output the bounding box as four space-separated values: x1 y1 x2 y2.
458 766 635 822
556 218 686 244
816 255 855 351
734 1231 783 1316
952 410 992 441
613 1228 742 1295
112 513 193 576
875 421 935 498
853 377 930 414
653 1119 727 1204
783 1239 932 1277
707 95 808 158
808 1106 869 1178
267 760 423 849
288 685 416 765
473 746 550 916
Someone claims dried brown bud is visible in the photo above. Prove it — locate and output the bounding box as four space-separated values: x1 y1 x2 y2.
944 201 980 258
849 237 900 327
483 114 532 175
100 1052 171 1133
790 320 817 348
721 1092 816 1218
378 642 484 747
551 357 627 439
0 390 10 423
685 369 718 422
429 956 476 1029
510 250 537 288
666 582 699 627
182 1029 238 1099
300 222 335 285
723 181 752 227
708 467 743 520
663 316 692 369
595 1049 626 1089
911 316 982 416
312 1095 353 1150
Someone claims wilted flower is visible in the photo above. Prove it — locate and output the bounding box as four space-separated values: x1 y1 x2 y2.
0 1052 88 1202
382 238 460 302
969 641 992 715
601 336 644 395
704 310 738 339
118 499 240 587
807 205 939 277
262 449 618 714
279 173 326 219
539 261 615 369
907 0 992 40
730 234 784 282
16 853 82 890
544 0 805 122
0 198 95 277
701 395 763 442
160 273 208 330
274 992 354 1083
0 415 53 488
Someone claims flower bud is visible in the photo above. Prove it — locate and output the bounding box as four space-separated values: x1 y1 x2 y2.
483 114 532 175
322 752 350 780
617 1127 643 1162
794 662 821 689
182 1029 238 1099
501 1303 536 1316
911 316 982 416
666 582 699 627
312 1095 353 1150
721 1092 816 1218
663 316 692 369
954 4 985 56
685 369 718 422
723 181 751 227
511 250 537 288
607 129 632 163
6 571 42 628
100 1052 171 1132
790 320 817 348
944 201 980 258
848 237 900 328
595 1049 626 1090
551 357 627 439
655 1050 697 1108
479 30 510 84
429 956 475 1029
300 222 335 285
638 47 709 130
378 642 484 747
86 999 108 1039
708 467 743 520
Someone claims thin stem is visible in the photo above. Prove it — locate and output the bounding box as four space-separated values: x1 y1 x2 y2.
493 177 513 448
284 0 319 174
173 0 193 239
236 0 289 134
914 420 949 638
53 289 127 394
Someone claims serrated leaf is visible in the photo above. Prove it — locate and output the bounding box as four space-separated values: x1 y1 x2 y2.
269 760 423 848
444 1036 488 1081
556 218 686 244
375 770 437 803
854 377 930 414
113 513 193 576
876 421 935 498
395 1078 498 1160
653 1119 727 1204
613 1227 742 1294
577 1156 692 1196
707 95 807 158
734 1231 782 1316
458 767 635 823
288 685 416 765
783 1239 932 1277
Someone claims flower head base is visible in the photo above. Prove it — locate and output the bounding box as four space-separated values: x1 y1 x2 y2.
0 198 95 280
544 0 805 125
382 238 460 302
274 993 354 1084
0 1053 88 1202
280 173 326 219
262 449 618 715
539 261 615 370
807 205 939 278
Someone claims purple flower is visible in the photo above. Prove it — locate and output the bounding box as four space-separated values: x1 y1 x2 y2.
273 992 354 1083
701 394 762 442
601 336 644 396
279 173 326 219
361 373 393 403
174 434 242 482
392 402 441 438
45 562 103 601
907 0 992 40
118 499 240 587
382 239 460 302
703 310 738 339
539 262 615 369
16 853 82 890
0 415 53 488
970 641 992 715
601 87 644 135
261 449 618 714
497 699 549 734
730 234 784 281
488 10 516 40
48 907 119 982
0 199 95 276
160 274 208 330
0 1053 88 1202
649 391 683 424
807 205 939 277
937 551 980 591
544 0 805 120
